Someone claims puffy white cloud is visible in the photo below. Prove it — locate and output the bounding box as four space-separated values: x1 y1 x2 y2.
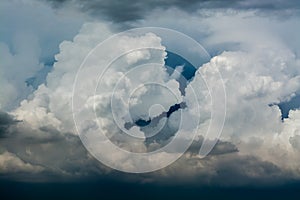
192 57 300 181
253 109 300 171
11 21 188 174
14 23 112 132
138 8 300 173
185 46 300 172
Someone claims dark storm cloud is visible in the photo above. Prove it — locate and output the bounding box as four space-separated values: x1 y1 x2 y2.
161 153 290 186
0 116 288 185
47 0 300 22
0 119 111 181
0 111 19 138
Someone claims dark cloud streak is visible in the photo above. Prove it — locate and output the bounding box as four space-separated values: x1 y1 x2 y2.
0 111 19 138
46 0 300 23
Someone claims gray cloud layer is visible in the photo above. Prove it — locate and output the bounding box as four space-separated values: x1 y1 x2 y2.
0 113 293 186
47 0 300 22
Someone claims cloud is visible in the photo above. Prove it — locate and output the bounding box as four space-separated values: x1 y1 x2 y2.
1 111 291 186
0 151 44 174
138 8 300 175
155 153 291 186
9 22 180 173
1 1 300 185
186 48 300 172
0 112 111 181
0 0 84 110
46 0 300 23
4 19 298 182
0 22 115 179
0 111 18 137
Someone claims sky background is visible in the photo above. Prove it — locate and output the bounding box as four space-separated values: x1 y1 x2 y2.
1 0 300 199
